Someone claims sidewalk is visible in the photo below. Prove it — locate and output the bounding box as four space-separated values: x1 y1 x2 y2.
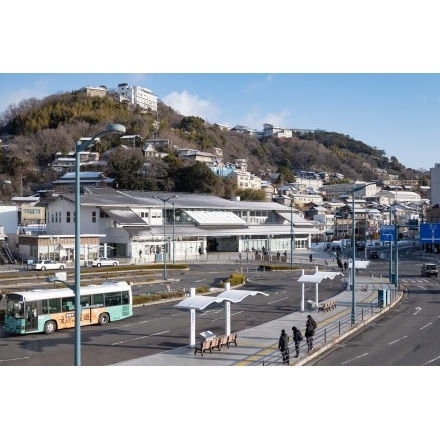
111 274 402 366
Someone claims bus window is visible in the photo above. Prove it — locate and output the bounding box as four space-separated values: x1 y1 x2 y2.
49 298 61 313
62 298 74 311
105 291 121 307
122 292 129 305
41 299 49 314
14 302 24 319
80 295 91 308
92 293 104 307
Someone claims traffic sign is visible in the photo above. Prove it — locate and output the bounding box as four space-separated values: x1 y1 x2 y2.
380 225 396 242
420 223 440 244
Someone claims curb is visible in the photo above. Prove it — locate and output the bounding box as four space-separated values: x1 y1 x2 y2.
294 291 405 365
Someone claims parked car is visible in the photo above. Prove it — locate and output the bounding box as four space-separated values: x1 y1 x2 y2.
91 257 119 267
32 260 66 270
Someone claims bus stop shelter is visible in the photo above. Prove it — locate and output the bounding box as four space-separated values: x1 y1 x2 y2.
297 268 344 312
175 286 268 346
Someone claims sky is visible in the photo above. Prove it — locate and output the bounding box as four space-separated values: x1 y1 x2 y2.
2 72 440 171
2 2 440 174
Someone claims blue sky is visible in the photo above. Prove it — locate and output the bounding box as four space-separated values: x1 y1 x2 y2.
1 73 439 171
2 3 440 173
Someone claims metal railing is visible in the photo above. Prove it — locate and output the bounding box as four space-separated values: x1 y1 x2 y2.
247 288 402 366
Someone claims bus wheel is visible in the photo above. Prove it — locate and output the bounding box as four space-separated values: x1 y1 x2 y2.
44 320 56 334
98 313 110 325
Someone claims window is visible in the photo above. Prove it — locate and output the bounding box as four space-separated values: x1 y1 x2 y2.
105 291 122 307
80 295 91 308
49 298 61 313
67 211 71 223
62 298 75 311
93 293 104 307
92 211 97 223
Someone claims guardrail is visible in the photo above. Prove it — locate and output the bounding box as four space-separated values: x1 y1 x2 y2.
247 288 403 366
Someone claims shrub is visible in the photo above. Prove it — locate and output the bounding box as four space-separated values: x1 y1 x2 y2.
218 272 246 287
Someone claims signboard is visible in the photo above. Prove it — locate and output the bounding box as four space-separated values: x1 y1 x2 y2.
420 223 440 244
380 225 396 242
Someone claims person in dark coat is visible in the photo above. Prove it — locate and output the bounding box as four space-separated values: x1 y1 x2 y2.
305 315 317 352
278 329 290 365
291 326 303 357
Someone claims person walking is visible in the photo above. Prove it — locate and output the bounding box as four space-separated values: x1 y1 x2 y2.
278 329 290 365
305 315 317 352
291 326 303 357
309 254 313 262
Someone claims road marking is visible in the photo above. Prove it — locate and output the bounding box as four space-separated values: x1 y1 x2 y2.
0 356 30 362
422 355 440 366
112 330 170 345
388 335 407 345
268 296 289 304
341 352 369 365
414 307 422 315
420 322 432 330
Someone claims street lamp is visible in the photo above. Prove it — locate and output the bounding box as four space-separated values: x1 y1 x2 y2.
351 183 375 325
153 195 178 280
290 203 295 267
383 233 393 282
74 123 126 366
171 201 176 265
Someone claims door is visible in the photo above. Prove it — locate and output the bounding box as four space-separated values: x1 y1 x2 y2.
25 301 38 332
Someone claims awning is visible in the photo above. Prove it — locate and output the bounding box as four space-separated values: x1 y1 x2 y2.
175 289 268 310
297 271 344 283
183 210 246 226
101 208 146 226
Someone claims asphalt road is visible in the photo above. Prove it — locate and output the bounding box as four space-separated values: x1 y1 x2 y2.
309 255 440 366
0 263 344 366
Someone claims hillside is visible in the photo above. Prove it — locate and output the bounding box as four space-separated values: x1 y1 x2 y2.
0 91 428 199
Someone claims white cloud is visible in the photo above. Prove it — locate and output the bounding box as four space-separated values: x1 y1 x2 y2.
244 109 291 130
162 90 220 123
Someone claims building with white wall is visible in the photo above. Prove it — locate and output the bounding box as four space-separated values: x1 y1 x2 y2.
116 83 158 112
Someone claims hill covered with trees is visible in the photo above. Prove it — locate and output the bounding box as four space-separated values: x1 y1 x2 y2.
0 90 428 199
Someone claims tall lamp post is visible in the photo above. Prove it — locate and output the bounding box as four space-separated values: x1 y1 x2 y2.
351 183 375 325
154 195 178 280
74 123 126 366
290 203 295 267
171 201 176 265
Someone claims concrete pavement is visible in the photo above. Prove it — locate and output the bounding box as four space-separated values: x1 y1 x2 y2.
112 271 403 366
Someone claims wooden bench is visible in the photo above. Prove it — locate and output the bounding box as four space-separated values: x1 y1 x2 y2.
194 339 213 356
226 332 237 347
194 333 238 355
318 300 337 313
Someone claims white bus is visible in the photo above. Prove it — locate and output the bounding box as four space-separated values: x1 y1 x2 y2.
4 281 133 335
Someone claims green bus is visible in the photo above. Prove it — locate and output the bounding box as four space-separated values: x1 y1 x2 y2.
4 281 133 335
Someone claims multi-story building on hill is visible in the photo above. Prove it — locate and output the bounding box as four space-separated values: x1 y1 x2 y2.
116 83 158 112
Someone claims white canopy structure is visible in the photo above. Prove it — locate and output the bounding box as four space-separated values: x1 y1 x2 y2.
297 268 344 312
175 286 269 346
